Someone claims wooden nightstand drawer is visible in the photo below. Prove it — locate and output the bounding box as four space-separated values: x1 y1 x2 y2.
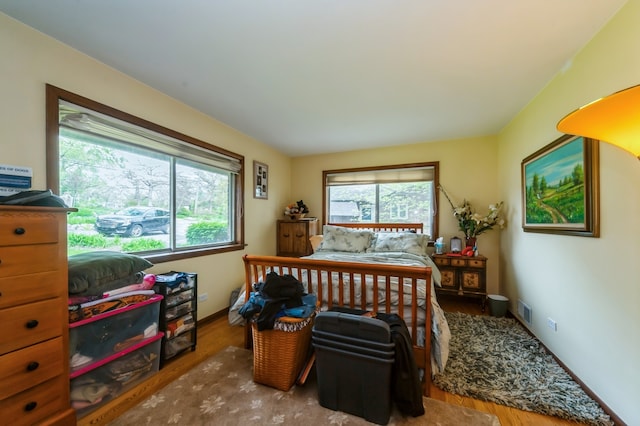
433 257 450 266
468 259 486 268
0 298 63 355
0 337 63 399
451 258 466 267
0 212 60 247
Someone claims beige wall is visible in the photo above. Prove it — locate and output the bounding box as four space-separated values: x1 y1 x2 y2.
497 0 640 423
0 13 291 319
3 1 639 422
292 2 640 423
291 136 503 293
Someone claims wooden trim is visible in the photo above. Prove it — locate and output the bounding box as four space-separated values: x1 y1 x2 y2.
198 308 230 326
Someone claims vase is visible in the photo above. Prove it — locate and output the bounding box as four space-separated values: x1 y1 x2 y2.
465 237 476 248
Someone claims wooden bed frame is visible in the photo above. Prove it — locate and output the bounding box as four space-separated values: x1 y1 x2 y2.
328 222 425 233
242 222 433 395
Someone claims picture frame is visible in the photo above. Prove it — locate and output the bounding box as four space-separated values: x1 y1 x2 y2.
449 236 462 253
253 161 268 199
521 134 599 237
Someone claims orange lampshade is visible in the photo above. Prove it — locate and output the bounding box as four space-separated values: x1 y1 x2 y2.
557 84 640 159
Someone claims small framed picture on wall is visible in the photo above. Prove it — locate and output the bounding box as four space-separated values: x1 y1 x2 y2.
254 161 268 199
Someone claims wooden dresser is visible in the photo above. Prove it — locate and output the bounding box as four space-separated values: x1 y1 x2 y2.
432 254 487 310
276 218 319 257
0 206 75 425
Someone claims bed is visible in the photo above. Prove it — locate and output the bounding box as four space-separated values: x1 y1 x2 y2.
239 223 450 396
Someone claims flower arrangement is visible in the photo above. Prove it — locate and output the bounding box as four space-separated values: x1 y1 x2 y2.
439 185 505 239
284 200 309 218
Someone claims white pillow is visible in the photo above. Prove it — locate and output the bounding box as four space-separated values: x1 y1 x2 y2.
370 232 430 256
317 225 374 253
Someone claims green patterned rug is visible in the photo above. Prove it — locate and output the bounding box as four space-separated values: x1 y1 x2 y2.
433 312 612 426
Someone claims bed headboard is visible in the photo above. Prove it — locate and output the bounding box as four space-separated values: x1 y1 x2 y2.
327 222 424 234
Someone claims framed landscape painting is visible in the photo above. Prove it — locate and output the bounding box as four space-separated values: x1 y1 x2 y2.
521 134 599 237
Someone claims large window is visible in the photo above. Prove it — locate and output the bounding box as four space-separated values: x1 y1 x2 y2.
323 162 439 238
46 85 244 262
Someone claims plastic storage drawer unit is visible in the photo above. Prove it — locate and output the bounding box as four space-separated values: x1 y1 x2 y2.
154 271 198 367
69 295 162 373
312 312 395 425
70 332 162 417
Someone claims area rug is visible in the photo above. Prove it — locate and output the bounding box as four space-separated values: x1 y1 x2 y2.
109 346 499 425
432 312 613 426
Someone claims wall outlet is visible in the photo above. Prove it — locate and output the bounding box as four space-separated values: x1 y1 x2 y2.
198 293 208 302
547 317 558 332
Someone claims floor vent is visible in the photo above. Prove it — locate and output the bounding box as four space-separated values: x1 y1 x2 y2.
518 300 532 325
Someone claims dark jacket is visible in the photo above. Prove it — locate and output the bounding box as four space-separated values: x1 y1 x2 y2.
376 312 425 417
239 271 305 331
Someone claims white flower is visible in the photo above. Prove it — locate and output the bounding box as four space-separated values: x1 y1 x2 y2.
439 185 505 238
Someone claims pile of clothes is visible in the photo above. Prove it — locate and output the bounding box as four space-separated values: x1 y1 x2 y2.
239 271 317 330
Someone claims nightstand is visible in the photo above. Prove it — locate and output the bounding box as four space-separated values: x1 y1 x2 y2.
277 218 319 257
432 254 487 310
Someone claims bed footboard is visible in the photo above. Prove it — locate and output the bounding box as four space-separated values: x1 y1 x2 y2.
242 254 432 395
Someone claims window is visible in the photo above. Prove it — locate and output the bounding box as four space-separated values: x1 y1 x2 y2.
389 203 409 220
46 85 244 262
323 162 439 238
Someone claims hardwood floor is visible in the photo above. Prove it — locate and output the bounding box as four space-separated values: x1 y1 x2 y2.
80 298 584 426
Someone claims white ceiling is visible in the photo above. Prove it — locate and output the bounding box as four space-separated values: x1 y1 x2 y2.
0 1 627 156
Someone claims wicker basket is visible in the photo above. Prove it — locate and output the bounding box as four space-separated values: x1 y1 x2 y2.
251 314 314 391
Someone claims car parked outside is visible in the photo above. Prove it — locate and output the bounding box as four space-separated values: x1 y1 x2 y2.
95 207 170 237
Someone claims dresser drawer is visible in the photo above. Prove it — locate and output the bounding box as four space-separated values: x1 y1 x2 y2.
0 212 60 247
468 259 486 268
0 374 68 425
0 298 63 355
433 257 450 266
0 244 61 278
451 258 466 267
0 337 63 399
0 271 62 309
166 289 194 308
